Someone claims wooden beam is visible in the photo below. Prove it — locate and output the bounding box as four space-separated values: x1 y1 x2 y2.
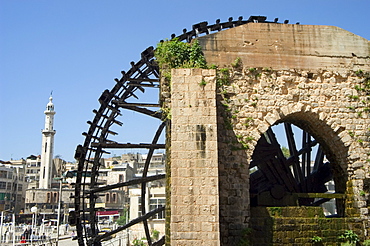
295 193 345 199
116 102 160 107
112 102 162 119
127 83 160 88
127 78 159 83
94 206 165 243
284 123 304 187
90 174 166 193
91 142 165 149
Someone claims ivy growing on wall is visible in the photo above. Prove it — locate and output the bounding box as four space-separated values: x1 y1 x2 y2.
352 70 370 115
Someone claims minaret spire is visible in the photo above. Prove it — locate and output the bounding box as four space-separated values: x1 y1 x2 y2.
39 95 56 189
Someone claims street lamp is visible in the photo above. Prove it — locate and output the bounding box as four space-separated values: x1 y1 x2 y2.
41 205 46 235
4 195 8 211
53 177 65 246
0 210 4 244
31 206 37 221
30 206 37 246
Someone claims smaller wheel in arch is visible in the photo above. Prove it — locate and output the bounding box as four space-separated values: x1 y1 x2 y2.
249 122 344 217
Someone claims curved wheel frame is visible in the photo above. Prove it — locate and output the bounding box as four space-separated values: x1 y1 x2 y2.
74 16 291 246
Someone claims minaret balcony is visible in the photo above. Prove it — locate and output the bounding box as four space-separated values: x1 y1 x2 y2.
44 110 56 115
42 129 56 135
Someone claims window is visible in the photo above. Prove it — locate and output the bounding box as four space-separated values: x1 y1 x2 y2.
18 184 22 191
0 171 7 178
0 182 6 189
112 193 117 203
106 193 110 203
119 174 124 183
149 198 166 219
6 183 11 190
138 196 142 217
46 192 51 203
53 192 58 204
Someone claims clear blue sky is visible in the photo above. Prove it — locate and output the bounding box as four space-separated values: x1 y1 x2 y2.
1 0 369 162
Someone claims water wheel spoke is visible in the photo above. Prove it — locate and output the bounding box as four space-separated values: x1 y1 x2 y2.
284 123 304 188
313 146 325 171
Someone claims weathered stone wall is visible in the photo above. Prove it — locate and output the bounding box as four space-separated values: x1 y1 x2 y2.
169 67 370 245
170 69 220 245
250 207 364 245
216 66 370 243
198 23 370 72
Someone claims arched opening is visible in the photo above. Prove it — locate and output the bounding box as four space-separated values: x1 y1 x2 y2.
250 121 346 217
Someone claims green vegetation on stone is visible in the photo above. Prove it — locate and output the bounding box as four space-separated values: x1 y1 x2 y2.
311 236 323 243
363 240 370 246
268 207 282 216
217 68 231 86
155 38 207 69
351 70 370 117
338 230 360 244
199 79 207 86
231 57 242 68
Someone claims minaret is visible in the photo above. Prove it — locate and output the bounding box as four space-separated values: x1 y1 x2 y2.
39 95 56 189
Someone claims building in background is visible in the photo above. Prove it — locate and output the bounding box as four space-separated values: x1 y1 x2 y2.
25 155 41 186
129 186 166 239
23 96 73 222
0 160 26 214
0 94 165 230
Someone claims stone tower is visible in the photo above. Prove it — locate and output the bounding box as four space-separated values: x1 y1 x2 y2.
39 95 56 189
168 23 370 245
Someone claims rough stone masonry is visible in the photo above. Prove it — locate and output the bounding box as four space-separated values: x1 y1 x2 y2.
168 23 370 245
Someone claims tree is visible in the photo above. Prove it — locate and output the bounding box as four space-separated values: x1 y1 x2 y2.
116 208 129 225
151 229 159 240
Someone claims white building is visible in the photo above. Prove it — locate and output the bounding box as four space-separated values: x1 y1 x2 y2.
25 155 41 186
129 186 166 240
103 153 141 171
0 161 26 213
137 153 165 175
